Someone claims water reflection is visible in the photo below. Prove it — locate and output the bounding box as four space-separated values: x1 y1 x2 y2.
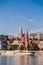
0 56 7 65
0 55 43 65
10 56 38 65
29 56 38 65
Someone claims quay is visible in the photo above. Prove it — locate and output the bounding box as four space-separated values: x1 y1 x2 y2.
0 50 43 56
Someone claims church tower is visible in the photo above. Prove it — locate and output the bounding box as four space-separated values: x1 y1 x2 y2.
25 28 29 50
19 26 22 37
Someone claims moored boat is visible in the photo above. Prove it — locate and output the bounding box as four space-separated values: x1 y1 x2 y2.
14 51 35 56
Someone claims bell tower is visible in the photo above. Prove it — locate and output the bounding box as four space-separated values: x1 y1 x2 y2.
19 26 22 37
25 28 29 50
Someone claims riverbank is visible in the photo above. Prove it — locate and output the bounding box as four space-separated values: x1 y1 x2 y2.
0 50 43 56
35 51 43 56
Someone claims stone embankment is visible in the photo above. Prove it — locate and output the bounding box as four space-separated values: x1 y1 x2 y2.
35 51 43 56
0 50 43 56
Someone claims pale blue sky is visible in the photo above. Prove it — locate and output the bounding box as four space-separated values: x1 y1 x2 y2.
0 0 43 35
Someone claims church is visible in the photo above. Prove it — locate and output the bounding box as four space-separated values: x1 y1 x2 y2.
18 27 29 50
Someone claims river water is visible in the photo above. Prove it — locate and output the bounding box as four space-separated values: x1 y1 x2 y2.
0 55 43 65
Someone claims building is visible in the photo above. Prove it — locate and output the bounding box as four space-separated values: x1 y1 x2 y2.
30 33 43 40
18 26 24 39
25 28 29 50
18 27 29 50
1 41 8 50
12 27 29 50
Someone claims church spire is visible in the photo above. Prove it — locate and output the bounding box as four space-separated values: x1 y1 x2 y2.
25 28 29 50
19 26 22 35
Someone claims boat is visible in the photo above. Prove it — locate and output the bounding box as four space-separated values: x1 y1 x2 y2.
14 51 35 56
0 50 35 56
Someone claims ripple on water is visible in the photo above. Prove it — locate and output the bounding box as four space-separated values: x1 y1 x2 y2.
0 55 43 65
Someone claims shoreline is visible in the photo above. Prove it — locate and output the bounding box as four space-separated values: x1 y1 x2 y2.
0 50 43 56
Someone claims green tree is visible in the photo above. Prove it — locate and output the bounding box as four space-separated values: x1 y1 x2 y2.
7 44 14 50
14 45 19 50
18 46 26 50
33 38 38 41
30 44 39 51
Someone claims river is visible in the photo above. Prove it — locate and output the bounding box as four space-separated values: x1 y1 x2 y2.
0 55 43 65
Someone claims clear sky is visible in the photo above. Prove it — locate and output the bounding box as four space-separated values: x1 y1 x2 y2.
0 0 43 35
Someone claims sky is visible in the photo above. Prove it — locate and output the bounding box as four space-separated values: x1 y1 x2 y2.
0 0 43 35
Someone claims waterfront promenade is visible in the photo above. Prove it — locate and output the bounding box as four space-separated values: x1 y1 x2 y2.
0 50 43 56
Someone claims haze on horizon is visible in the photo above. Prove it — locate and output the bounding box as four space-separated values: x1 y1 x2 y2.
0 0 43 35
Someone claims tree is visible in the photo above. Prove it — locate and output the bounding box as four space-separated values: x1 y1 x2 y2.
18 46 26 50
30 44 39 51
7 44 14 50
33 38 38 41
14 45 19 50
